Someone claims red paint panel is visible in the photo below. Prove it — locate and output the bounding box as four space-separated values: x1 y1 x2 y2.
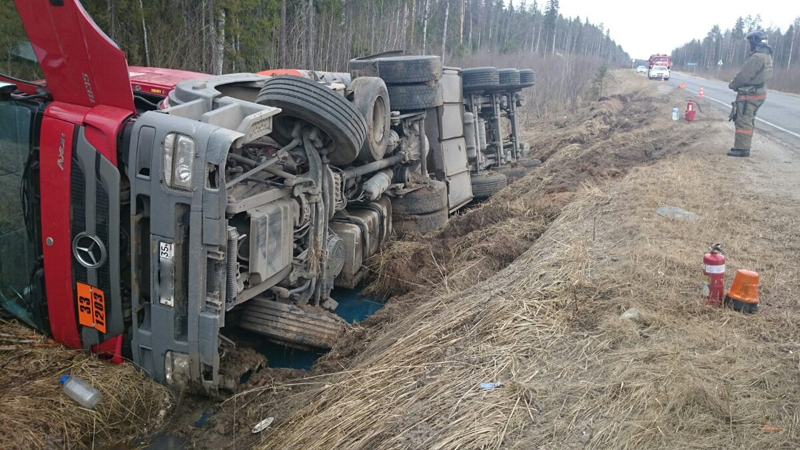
129 66 208 96
92 335 124 364
14 0 135 113
39 114 80 349
44 102 91 124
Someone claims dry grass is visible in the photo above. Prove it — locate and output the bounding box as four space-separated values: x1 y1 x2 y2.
189 72 800 449
247 153 800 450
0 321 171 449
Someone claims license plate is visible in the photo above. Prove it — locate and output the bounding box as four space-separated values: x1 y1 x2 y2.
77 282 107 334
159 241 174 260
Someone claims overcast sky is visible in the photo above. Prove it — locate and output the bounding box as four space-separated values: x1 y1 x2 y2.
547 1 800 59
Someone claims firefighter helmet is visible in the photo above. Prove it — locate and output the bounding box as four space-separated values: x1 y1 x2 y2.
745 30 768 45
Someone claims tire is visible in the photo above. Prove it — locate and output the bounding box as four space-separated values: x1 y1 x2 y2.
349 77 391 162
519 69 535 87
391 180 448 215
518 158 542 168
393 208 449 236
387 83 444 110
470 172 507 200
256 76 367 166
462 67 499 91
349 56 443 84
498 68 520 87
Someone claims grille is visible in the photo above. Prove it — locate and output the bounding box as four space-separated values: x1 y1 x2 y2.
96 180 111 295
70 156 87 284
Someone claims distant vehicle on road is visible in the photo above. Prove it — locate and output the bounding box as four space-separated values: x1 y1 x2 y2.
636 65 647 74
648 54 671 70
649 66 670 80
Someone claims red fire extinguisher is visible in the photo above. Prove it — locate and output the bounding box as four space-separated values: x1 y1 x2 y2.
685 100 696 122
702 243 725 306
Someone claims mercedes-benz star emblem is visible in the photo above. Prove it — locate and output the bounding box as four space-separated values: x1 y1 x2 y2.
72 233 107 269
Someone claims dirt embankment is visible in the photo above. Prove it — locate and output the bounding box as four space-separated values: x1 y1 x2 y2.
183 71 800 450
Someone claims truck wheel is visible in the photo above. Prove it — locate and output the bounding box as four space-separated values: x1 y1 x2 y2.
393 208 449 236
391 180 448 215
462 67 499 91
498 68 521 87
349 56 443 84
387 83 444 111
470 172 507 200
518 158 542 168
256 76 367 166
519 69 535 87
349 77 391 162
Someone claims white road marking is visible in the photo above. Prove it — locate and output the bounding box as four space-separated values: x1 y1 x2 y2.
676 81 800 140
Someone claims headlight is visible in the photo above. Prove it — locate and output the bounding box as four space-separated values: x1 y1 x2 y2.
163 132 195 189
164 351 190 387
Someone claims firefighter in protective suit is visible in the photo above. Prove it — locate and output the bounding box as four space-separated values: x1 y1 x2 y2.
727 30 773 157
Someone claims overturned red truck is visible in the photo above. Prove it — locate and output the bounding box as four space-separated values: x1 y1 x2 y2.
0 0 535 392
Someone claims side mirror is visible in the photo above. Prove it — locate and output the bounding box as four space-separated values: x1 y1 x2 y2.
0 82 17 100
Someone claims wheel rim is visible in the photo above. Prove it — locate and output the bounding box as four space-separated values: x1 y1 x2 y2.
372 95 387 144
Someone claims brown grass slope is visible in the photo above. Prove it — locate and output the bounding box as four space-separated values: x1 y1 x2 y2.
204 73 800 449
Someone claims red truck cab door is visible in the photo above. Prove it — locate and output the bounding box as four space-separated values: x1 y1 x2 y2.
14 0 135 112
10 0 136 358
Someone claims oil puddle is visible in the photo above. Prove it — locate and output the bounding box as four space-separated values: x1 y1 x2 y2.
332 287 385 323
261 287 383 370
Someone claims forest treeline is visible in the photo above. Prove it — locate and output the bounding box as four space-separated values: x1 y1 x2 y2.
671 15 800 93
1 0 632 118
70 0 630 74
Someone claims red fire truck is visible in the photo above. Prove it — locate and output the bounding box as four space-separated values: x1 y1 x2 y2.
648 54 672 70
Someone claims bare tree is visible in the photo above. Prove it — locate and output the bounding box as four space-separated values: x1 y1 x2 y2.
280 0 287 67
137 0 150 66
422 0 430 53
789 17 800 68
214 7 226 75
307 0 315 68
459 0 465 45
442 0 450 63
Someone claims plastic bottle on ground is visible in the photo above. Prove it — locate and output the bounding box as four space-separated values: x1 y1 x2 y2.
672 107 679 121
60 374 102 409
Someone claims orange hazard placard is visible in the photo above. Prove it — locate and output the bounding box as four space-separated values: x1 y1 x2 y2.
76 282 107 334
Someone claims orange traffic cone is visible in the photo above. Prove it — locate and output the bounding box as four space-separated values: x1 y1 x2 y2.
679 83 686 89
698 86 705 98
661 77 665 83
724 269 760 313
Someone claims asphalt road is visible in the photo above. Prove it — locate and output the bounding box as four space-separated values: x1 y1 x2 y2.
665 71 800 147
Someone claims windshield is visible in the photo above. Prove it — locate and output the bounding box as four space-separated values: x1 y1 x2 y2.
0 101 46 330
0 0 44 82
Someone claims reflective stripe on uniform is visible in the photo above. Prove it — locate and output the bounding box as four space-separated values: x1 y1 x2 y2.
735 129 754 135
737 94 767 101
